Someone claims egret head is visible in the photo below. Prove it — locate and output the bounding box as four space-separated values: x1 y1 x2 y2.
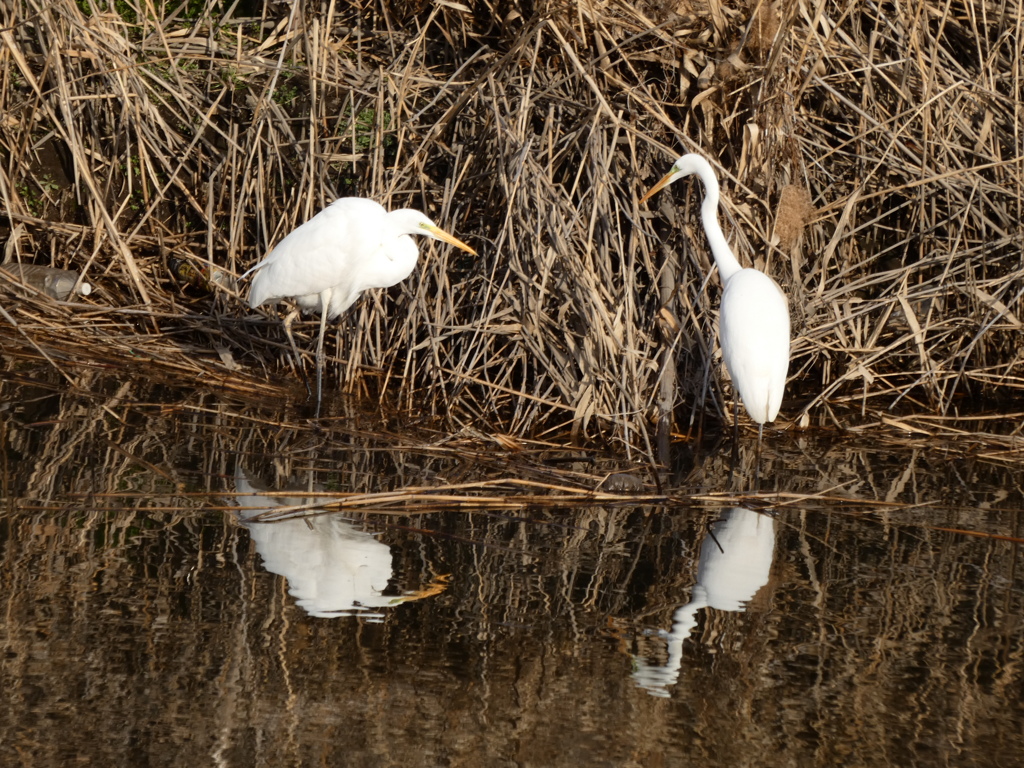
639 153 716 205
390 209 477 255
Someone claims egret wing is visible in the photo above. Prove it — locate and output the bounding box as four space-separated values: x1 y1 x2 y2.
247 198 389 313
719 269 790 423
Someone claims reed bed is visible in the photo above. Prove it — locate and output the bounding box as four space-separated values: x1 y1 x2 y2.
1 0 1021 451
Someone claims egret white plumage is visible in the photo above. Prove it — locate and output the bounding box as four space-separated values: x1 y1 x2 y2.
640 153 790 440
242 197 477 416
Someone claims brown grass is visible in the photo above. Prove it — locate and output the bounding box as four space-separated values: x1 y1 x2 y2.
1 0 1022 451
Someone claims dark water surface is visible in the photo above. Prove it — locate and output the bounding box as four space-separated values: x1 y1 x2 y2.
1 372 1022 767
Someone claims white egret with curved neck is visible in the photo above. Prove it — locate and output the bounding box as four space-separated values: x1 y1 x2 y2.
641 153 790 440
242 197 477 417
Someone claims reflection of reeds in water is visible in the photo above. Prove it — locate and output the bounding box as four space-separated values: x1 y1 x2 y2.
1 379 1023 764
0 0 1022 448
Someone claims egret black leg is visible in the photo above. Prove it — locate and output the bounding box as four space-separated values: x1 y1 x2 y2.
313 289 332 418
728 399 739 486
754 422 764 491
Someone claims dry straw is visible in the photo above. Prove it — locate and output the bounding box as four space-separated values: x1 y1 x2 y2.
0 0 1021 452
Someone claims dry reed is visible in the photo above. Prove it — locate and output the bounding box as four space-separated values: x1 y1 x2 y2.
1 0 1021 452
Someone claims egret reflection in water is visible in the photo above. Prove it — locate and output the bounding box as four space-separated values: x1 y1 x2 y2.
232 466 447 620
633 507 776 697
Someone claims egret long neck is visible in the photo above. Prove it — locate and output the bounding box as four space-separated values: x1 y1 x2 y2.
697 172 743 283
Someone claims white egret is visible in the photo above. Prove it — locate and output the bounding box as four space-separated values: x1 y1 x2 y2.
241 197 477 416
640 153 790 440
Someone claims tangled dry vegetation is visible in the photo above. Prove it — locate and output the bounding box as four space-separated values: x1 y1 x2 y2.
0 0 1021 451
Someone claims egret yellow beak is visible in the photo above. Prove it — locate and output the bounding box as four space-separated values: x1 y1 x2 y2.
426 224 477 256
639 170 677 206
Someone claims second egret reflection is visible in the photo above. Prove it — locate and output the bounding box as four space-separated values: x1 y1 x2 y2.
633 507 776 697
